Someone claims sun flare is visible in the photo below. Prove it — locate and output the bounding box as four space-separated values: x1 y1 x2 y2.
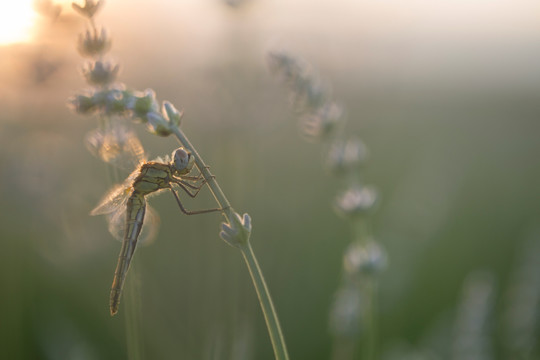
0 0 39 45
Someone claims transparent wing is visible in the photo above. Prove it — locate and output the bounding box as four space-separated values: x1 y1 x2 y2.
90 183 132 215
106 204 160 246
85 123 146 171
88 121 160 246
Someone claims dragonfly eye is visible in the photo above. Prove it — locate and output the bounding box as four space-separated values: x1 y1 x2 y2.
172 147 194 173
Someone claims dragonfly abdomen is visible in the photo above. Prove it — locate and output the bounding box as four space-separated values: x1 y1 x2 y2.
110 192 147 315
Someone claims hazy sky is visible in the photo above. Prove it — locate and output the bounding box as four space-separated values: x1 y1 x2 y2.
97 0 540 91
3 0 540 107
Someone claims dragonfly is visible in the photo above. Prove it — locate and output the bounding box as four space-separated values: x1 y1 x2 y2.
90 130 221 315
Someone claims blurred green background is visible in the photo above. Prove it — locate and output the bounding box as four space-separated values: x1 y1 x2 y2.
1 1 539 359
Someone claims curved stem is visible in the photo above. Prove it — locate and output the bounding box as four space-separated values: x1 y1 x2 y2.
240 243 290 360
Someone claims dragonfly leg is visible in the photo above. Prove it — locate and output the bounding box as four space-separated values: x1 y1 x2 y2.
179 172 215 183
173 172 215 185
183 165 214 182
180 175 204 181
170 188 224 215
172 178 206 197
195 165 211 173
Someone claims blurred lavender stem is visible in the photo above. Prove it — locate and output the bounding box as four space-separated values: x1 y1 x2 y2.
362 274 377 360
355 219 377 360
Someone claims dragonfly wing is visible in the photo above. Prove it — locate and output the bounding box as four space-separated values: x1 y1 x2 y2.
106 204 159 246
91 183 131 215
106 205 126 241
86 123 147 171
138 205 160 246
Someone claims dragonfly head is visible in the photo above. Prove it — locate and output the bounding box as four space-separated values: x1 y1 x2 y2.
171 147 195 175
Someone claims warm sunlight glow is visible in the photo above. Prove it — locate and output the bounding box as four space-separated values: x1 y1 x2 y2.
0 0 38 45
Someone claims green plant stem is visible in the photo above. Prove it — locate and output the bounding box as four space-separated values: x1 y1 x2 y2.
171 125 290 360
362 278 377 360
239 242 290 360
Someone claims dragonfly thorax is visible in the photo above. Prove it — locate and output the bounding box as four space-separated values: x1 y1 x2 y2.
132 163 173 194
171 147 194 176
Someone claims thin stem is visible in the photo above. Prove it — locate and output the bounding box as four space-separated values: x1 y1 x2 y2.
89 17 97 32
171 126 232 222
171 125 290 360
362 277 377 360
240 243 290 360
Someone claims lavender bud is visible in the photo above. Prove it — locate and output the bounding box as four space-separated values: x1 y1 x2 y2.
72 0 103 19
334 185 378 218
127 89 159 121
162 101 183 128
326 138 368 175
220 212 252 248
77 28 111 58
67 91 98 115
299 102 344 141
344 241 387 277
146 111 172 136
82 60 119 86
